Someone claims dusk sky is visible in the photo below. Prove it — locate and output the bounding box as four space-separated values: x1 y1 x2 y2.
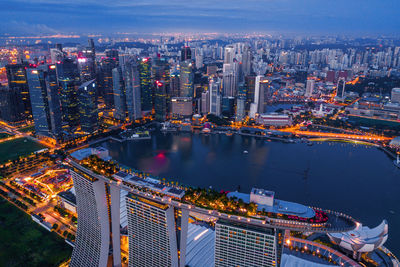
1 0 399 35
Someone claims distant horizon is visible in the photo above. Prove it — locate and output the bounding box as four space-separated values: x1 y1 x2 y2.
1 0 399 36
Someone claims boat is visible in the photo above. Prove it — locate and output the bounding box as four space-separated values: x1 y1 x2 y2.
394 154 400 169
243 150 249 154
226 131 233 136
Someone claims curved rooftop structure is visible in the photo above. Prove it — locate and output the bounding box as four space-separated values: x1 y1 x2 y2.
328 220 388 253
227 190 316 218
389 136 400 147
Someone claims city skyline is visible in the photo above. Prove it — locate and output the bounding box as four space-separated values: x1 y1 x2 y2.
1 0 400 36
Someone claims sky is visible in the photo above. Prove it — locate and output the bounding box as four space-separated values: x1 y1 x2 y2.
0 0 399 36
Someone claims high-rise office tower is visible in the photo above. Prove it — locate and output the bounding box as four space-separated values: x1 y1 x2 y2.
253 76 270 114
6 63 31 120
221 96 235 119
152 57 170 114
181 46 192 62
99 50 119 109
209 78 222 116
154 80 167 121
112 66 127 120
171 97 192 119
305 79 315 98
222 63 239 97
242 45 252 77
170 73 180 97
78 79 98 133
0 85 25 123
56 58 80 131
214 219 283 267
50 48 64 64
201 90 210 115
27 65 62 138
236 83 247 121
78 39 96 82
224 45 235 64
179 61 194 98
195 54 203 69
336 77 346 98
245 76 256 114
139 58 152 113
124 59 142 121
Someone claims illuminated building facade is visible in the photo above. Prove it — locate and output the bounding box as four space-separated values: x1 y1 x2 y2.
139 58 152 113
179 61 194 98
27 65 62 138
181 46 192 62
171 97 193 119
99 52 118 110
0 85 25 123
112 66 127 120
78 79 98 133
215 220 283 267
124 59 142 121
6 63 31 120
69 168 111 267
210 78 222 116
154 80 167 121
126 194 178 267
57 58 80 131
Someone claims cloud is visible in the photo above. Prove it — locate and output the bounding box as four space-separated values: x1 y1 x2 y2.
0 0 399 34
5 21 60 35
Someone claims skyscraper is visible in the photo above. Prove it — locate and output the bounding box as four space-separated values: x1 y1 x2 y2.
236 82 247 121
0 85 25 123
69 167 112 267
181 46 192 62
6 63 31 120
224 45 235 64
170 73 180 97
201 90 210 115
27 65 62 138
112 66 127 120
99 50 119 109
254 76 270 114
336 77 346 98
154 80 167 121
78 79 98 133
56 58 80 131
179 61 194 98
305 79 315 98
210 78 222 116
222 63 239 97
242 45 252 77
139 58 152 113
126 194 179 267
215 220 283 267
124 59 142 121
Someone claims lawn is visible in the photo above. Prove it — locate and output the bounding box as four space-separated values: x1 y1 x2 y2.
0 132 12 140
0 138 46 163
18 125 35 133
0 199 72 266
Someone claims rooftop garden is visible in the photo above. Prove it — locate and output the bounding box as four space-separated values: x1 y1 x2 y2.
76 155 329 225
183 187 258 217
80 155 119 177
183 187 329 224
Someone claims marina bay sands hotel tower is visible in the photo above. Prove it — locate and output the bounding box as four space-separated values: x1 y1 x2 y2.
66 153 358 267
69 162 190 267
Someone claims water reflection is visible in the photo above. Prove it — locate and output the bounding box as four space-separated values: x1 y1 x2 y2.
101 131 400 253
